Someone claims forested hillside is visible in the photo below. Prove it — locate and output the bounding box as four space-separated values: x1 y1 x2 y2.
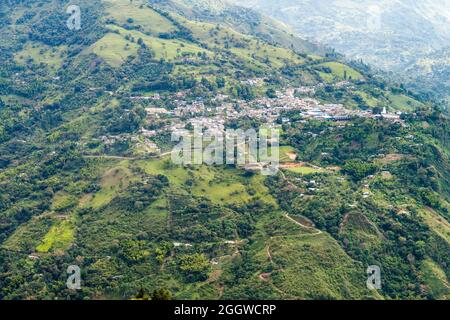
0 0 448 300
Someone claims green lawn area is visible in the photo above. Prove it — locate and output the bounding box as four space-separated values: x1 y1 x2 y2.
284 166 324 175
230 43 304 69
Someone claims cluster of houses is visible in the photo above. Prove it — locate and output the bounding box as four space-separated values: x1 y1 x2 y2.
96 85 403 156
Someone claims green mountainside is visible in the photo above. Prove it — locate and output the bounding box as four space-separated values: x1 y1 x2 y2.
0 0 448 300
148 0 323 54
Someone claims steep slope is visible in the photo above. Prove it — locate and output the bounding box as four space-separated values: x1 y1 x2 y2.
0 0 448 301
149 0 323 54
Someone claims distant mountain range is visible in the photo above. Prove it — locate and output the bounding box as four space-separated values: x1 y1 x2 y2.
231 0 450 102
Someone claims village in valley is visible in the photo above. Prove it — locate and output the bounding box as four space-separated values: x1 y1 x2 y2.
100 79 404 158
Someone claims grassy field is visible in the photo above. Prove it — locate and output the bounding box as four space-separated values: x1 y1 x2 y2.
388 94 424 111
138 157 191 185
91 3 309 76
318 71 334 83
317 62 363 82
2 216 54 252
419 259 450 299
102 0 177 35
192 167 251 204
115 26 209 59
89 163 135 209
284 166 325 175
355 91 379 107
419 207 450 244
178 15 305 68
14 42 66 72
91 32 140 66
36 219 75 253
138 157 277 206
92 24 211 66
193 167 277 205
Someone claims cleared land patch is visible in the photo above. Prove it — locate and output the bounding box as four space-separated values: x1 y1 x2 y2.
102 0 176 35
91 32 140 66
14 42 66 72
317 61 363 81
36 219 75 253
